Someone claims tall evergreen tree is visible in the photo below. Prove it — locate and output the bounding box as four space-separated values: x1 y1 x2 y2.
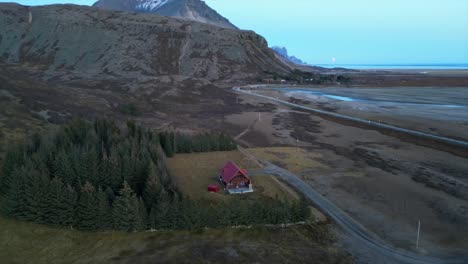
142 163 161 210
112 181 139 231
1 145 25 193
148 205 158 230
76 182 99 230
2 168 27 219
22 163 49 223
61 184 78 228
96 187 112 230
160 132 175 157
136 197 148 231
52 150 75 186
154 189 171 229
47 177 66 225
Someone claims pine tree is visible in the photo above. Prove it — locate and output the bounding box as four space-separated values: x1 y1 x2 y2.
130 150 150 195
81 149 99 187
36 172 53 224
22 163 48 223
96 187 112 230
61 184 78 228
112 181 139 231
47 177 66 225
136 197 148 231
142 164 161 210
154 189 171 229
46 177 77 227
105 186 115 204
102 154 121 190
148 205 158 230
160 132 174 157
76 181 99 230
1 145 25 193
52 150 75 186
2 168 27 219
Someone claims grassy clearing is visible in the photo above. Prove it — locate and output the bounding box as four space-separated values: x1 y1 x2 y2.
167 150 295 202
0 216 352 264
168 151 291 200
166 150 328 223
243 147 330 222
249 147 329 174
167 150 246 201
251 174 297 200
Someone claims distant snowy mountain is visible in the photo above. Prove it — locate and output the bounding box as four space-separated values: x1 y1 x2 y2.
271 46 307 65
93 0 237 29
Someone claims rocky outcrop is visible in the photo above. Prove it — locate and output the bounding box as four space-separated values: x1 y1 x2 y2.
92 0 237 29
271 46 306 65
0 3 290 81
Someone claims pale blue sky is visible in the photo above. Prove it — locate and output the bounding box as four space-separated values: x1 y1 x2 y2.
2 0 468 65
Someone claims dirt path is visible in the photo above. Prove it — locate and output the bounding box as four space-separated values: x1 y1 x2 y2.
234 115 259 141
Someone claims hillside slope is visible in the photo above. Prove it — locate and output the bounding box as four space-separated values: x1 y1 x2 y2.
0 3 290 81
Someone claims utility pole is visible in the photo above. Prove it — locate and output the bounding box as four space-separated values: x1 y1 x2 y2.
416 220 421 249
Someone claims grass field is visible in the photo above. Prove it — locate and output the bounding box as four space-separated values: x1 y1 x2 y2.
166 150 329 223
167 150 296 202
249 147 329 174
0 216 352 264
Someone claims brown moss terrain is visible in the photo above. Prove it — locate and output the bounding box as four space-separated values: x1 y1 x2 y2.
225 91 468 259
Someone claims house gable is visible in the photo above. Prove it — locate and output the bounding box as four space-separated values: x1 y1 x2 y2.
220 161 249 183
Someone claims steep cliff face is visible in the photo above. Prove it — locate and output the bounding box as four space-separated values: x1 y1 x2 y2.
0 3 290 81
92 0 237 29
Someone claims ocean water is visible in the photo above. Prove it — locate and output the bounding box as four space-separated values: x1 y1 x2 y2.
315 64 468 70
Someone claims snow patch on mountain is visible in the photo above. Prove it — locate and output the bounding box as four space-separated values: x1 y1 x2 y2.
135 0 169 11
93 0 237 29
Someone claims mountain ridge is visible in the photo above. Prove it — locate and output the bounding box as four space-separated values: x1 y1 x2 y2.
0 3 290 81
271 46 307 65
92 0 237 29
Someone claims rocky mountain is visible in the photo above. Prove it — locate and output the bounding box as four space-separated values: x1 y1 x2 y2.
92 0 237 29
0 3 290 81
271 46 306 65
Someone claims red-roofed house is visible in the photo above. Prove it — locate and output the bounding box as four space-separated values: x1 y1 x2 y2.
219 161 253 194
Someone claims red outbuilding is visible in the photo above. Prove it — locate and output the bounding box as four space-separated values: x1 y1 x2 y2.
207 184 221 193
219 161 253 194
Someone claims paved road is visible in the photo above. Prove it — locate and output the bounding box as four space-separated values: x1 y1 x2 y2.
253 160 468 264
233 86 468 150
